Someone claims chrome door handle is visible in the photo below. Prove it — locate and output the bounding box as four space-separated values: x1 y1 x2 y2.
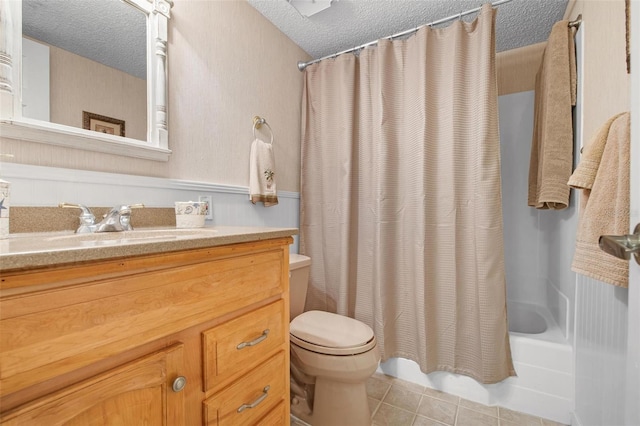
237 385 270 413
599 223 640 265
236 329 269 350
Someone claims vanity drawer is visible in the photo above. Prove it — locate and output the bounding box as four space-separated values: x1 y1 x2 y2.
203 351 286 426
255 401 286 425
202 300 285 392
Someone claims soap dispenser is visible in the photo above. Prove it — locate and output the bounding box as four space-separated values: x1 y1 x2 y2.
0 178 9 239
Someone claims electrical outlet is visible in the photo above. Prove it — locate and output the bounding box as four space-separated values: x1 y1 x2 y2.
199 195 213 220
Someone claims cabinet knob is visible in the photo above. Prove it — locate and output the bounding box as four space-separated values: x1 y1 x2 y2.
172 376 187 392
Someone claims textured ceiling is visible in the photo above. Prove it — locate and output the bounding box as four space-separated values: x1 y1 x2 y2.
248 0 569 62
22 0 146 80
21 0 569 78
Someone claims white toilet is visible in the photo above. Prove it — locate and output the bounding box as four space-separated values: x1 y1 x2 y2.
289 254 380 426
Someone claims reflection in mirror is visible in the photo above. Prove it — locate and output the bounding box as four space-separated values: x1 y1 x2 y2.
0 0 172 161
22 0 147 141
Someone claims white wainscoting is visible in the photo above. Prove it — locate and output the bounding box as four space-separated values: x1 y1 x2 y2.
573 274 628 426
1 162 300 252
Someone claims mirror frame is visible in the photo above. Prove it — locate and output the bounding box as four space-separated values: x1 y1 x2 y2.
0 0 173 161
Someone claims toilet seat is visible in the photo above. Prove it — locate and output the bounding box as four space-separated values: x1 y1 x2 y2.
290 311 376 356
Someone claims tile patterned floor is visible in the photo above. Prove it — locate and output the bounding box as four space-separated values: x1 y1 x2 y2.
291 372 567 426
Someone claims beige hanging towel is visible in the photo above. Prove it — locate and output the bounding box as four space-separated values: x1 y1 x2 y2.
528 19 577 210
568 112 630 287
249 138 278 207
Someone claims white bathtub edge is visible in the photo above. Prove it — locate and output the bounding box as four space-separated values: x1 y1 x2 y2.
545 278 571 339
378 357 572 424
571 411 583 426
377 302 574 425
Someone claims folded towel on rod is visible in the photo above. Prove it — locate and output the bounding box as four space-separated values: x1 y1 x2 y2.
568 112 630 288
249 138 279 207
528 19 577 210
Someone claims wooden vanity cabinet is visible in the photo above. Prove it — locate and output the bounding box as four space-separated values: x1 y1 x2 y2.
0 237 292 425
1 344 186 425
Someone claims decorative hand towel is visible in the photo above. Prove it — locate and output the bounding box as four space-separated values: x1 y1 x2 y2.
568 112 630 287
249 138 278 207
528 19 577 210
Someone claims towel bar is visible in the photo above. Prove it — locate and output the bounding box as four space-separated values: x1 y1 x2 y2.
253 116 274 144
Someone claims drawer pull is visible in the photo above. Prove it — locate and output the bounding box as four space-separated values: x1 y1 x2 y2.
237 329 270 350
237 385 270 413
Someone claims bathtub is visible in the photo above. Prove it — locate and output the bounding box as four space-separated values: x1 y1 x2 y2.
378 301 573 424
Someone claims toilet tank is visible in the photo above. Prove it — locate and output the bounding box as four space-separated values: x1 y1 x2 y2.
289 254 311 320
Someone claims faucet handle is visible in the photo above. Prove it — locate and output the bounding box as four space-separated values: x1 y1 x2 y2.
117 203 145 230
59 202 92 214
112 204 145 214
59 203 96 233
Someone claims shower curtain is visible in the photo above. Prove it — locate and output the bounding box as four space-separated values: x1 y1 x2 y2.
299 4 514 383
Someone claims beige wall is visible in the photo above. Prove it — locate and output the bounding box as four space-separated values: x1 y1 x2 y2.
1 0 310 192
496 0 629 144
496 42 545 95
7 0 624 191
49 44 147 141
564 0 630 143
167 0 308 191
565 0 630 140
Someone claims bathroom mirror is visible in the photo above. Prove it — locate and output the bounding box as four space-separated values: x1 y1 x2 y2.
22 0 147 141
0 0 173 161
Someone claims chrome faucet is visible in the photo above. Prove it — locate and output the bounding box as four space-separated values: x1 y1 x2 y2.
59 202 97 234
95 204 144 232
59 203 145 233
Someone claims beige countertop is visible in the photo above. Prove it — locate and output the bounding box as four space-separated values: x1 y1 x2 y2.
0 226 298 272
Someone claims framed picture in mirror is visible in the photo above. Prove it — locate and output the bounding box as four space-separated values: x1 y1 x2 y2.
82 111 125 137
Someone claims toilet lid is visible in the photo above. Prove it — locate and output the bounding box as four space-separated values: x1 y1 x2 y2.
290 311 376 355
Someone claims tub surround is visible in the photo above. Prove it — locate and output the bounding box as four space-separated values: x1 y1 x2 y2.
499 90 577 335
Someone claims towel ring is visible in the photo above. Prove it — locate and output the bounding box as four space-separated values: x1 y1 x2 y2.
253 116 274 144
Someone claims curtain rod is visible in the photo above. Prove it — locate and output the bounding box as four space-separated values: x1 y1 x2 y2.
297 0 514 71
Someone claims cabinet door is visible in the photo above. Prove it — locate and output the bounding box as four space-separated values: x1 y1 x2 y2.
1 344 185 425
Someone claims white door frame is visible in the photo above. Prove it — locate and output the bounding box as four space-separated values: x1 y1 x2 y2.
626 1 639 424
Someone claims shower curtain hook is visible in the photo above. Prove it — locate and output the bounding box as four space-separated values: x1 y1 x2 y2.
458 11 463 21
